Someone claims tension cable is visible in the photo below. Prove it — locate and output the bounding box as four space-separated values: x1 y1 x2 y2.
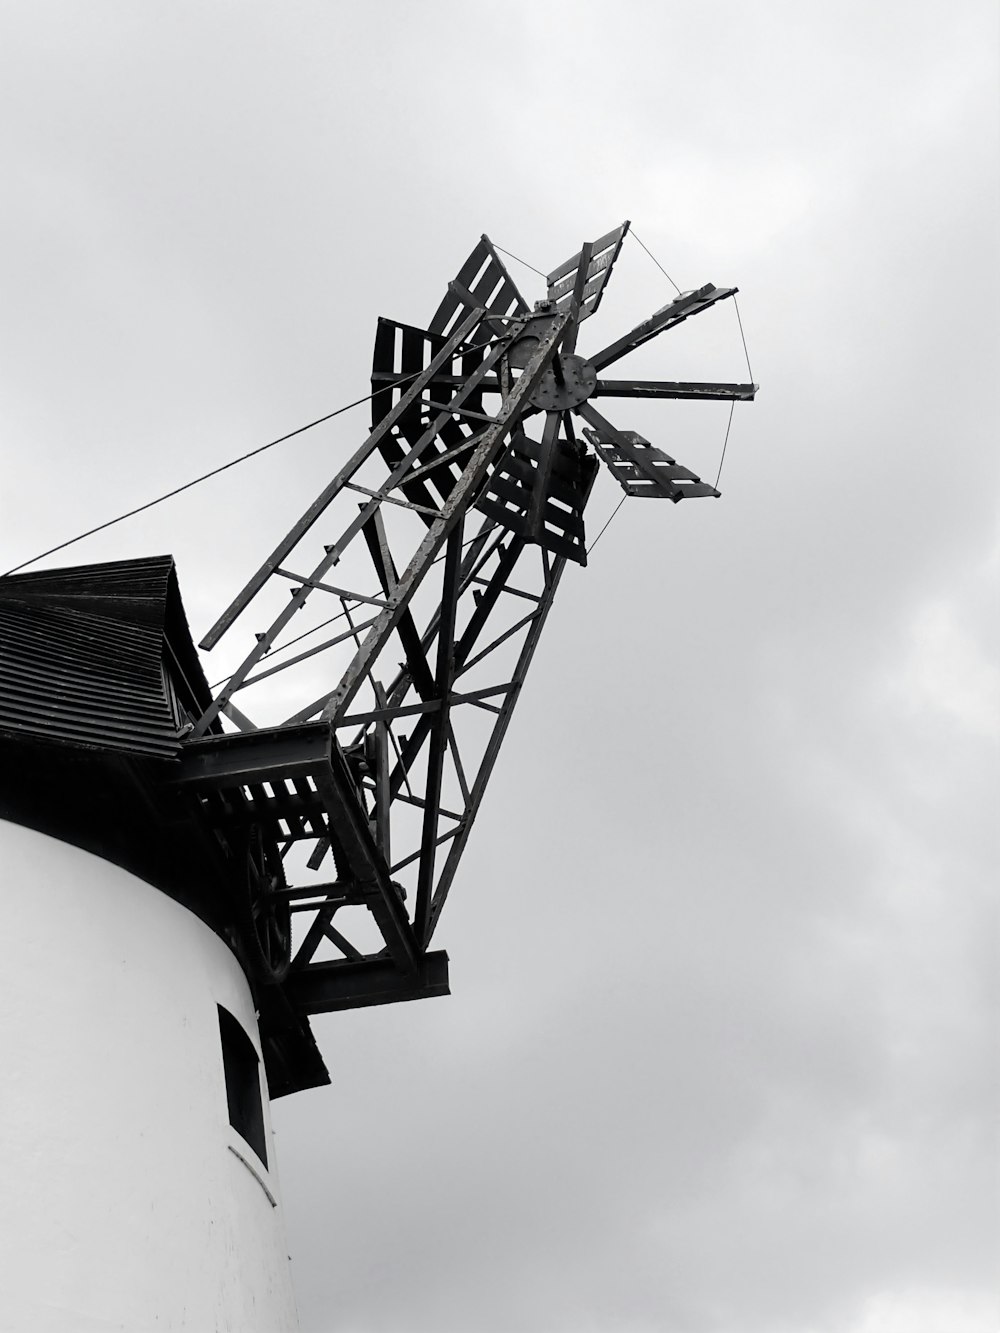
733 294 754 382
587 495 627 556
492 243 548 281
628 228 682 295
714 400 736 492
2 365 438 577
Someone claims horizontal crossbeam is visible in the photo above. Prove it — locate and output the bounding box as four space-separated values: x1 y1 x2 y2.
170 722 420 974
594 379 756 401
285 951 451 1014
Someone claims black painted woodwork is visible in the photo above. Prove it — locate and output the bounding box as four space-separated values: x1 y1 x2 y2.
0 226 754 1102
219 1005 268 1168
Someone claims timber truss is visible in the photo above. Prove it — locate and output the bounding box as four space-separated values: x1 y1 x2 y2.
175 223 756 1018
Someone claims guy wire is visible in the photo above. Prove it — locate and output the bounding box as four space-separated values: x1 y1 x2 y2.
2 363 453 576
587 495 627 555
493 243 547 280
628 229 682 294
734 294 754 383
714 400 736 491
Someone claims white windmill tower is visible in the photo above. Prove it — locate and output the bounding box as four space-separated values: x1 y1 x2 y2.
0 558 303 1330
0 224 753 1330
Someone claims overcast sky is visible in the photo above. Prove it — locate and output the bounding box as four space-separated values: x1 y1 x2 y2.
1 3 997 1331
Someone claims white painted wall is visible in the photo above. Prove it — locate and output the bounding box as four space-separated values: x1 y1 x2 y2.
0 820 299 1332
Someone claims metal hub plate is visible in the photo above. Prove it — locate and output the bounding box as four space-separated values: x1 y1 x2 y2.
529 354 597 411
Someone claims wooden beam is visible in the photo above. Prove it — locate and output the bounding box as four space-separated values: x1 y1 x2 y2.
593 379 757 401
589 284 736 372
285 951 450 1015
413 522 463 944
312 312 569 726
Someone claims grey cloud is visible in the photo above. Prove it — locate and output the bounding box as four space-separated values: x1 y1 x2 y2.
1 2 996 1330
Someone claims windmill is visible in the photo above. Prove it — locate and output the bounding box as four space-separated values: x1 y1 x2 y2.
0 222 754 1331
182 221 755 1025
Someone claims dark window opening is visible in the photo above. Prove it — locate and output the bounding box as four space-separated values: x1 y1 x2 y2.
218 1005 268 1169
